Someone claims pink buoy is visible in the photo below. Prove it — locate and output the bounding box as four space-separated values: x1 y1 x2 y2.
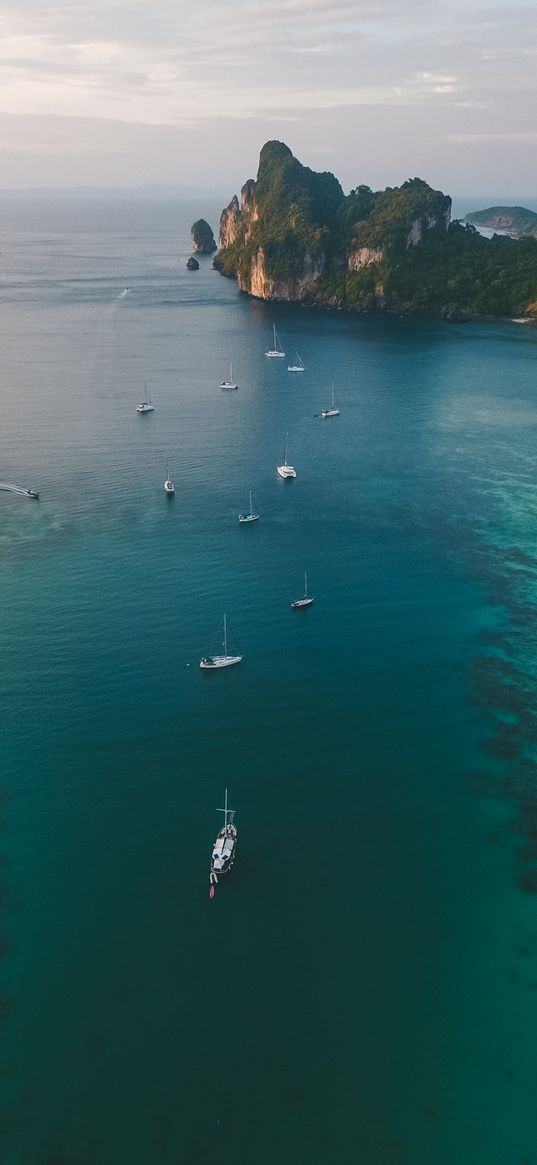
210 885 215 899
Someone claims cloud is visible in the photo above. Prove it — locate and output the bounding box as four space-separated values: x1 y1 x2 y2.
0 0 534 189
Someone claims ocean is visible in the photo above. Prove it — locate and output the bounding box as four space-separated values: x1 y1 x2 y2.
1 196 537 1165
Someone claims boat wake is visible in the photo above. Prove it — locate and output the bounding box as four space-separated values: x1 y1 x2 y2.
0 481 39 498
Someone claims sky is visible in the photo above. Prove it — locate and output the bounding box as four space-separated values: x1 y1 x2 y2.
0 0 535 196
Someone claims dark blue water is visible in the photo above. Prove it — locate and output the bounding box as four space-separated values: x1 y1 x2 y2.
1 198 537 1165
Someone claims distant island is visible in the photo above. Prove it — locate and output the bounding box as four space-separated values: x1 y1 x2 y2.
213 142 537 320
463 206 537 239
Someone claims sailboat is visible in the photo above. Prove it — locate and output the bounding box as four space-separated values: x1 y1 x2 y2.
265 324 285 358
288 351 305 373
238 490 259 523
136 386 154 413
277 433 296 479
291 571 314 609
210 788 237 888
163 463 175 494
321 384 340 418
200 614 243 670
220 361 238 390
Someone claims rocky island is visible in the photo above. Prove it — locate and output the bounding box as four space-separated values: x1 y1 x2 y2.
464 206 537 239
191 218 217 253
214 141 537 319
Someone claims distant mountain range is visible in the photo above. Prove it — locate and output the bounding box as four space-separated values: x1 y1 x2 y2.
463 206 537 239
0 184 229 202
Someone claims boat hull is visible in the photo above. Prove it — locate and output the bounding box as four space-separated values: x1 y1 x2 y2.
200 654 242 670
210 825 238 880
220 382 238 390
321 408 340 418
136 404 154 413
291 597 314 609
265 350 285 358
238 513 259 523
277 466 296 479
288 366 305 372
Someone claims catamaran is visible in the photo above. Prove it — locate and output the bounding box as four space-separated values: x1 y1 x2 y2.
210 788 237 890
291 571 314 609
136 387 154 413
163 463 175 494
265 324 285 358
200 614 242 670
238 490 259 523
288 351 305 372
220 362 238 390
277 433 296 479
321 384 340 418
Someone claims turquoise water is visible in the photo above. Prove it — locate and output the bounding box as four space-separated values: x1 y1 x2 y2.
1 199 537 1164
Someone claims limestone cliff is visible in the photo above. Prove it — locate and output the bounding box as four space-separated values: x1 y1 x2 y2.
219 196 242 249
214 142 537 318
214 140 343 301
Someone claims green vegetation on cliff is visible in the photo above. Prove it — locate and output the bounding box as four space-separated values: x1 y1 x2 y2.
215 140 344 283
215 142 537 318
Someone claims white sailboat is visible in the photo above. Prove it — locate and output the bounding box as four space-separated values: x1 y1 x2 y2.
291 571 314 609
288 351 305 372
200 614 243 670
164 463 175 494
321 383 340 418
265 324 285 358
136 385 154 413
220 361 238 390
210 788 237 889
277 433 296 479
238 490 259 523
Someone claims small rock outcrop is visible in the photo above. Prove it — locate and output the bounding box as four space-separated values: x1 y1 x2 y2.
191 219 217 253
186 256 200 270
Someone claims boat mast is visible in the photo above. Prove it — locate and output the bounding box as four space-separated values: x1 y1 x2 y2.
284 432 288 465
249 489 253 514
273 324 277 350
304 570 308 596
223 613 227 658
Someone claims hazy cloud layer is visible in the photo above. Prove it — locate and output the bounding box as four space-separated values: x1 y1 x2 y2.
0 0 535 192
